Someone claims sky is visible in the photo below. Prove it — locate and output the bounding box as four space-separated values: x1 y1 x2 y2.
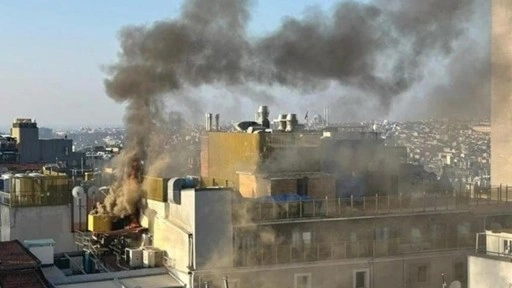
0 0 337 129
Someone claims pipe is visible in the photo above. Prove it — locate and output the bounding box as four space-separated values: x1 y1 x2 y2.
223 276 230 288
214 114 220 131
205 113 212 131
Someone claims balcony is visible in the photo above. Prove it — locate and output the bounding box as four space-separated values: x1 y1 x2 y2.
234 236 473 267
475 231 512 259
233 190 512 223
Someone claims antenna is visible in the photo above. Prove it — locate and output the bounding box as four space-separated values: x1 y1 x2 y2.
72 186 85 199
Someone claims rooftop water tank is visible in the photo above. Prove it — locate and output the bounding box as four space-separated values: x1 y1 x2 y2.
1 174 12 192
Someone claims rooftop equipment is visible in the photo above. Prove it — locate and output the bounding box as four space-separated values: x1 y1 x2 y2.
205 113 213 131
285 114 298 132
256 105 270 128
214 114 220 131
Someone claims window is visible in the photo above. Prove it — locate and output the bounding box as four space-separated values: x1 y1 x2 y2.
292 230 313 248
417 265 428 282
503 239 512 254
454 262 466 281
294 273 312 288
353 269 369 288
408 263 430 285
375 227 389 241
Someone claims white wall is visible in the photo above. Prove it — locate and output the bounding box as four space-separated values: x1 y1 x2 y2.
0 205 76 253
468 255 512 288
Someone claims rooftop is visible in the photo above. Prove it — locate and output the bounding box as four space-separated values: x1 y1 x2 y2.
0 240 40 270
0 240 52 288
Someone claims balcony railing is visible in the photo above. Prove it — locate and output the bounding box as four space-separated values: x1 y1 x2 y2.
233 190 512 223
234 237 474 267
475 232 512 259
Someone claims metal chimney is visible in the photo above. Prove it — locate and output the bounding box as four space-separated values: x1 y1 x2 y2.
214 114 220 131
277 114 287 131
256 105 270 128
205 113 212 131
285 114 298 132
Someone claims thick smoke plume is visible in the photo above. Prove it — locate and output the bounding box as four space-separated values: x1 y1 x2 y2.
101 0 486 216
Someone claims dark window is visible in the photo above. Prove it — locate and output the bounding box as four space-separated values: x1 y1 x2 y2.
355 271 367 288
454 262 466 281
418 265 428 282
297 177 309 196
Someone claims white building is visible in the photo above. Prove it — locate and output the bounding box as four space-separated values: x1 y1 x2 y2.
468 230 512 287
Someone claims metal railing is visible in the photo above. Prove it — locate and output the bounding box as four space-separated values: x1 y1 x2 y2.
0 189 70 207
234 237 474 267
233 190 512 223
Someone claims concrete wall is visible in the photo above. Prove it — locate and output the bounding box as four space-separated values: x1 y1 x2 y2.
197 251 468 288
491 0 512 186
468 255 512 288
194 189 233 269
143 188 233 273
0 205 76 253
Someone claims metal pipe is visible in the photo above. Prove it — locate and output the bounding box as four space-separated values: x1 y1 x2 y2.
214 114 220 131
223 276 229 288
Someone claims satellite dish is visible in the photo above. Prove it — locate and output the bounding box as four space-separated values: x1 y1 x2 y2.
87 186 99 197
72 186 85 199
449 281 462 288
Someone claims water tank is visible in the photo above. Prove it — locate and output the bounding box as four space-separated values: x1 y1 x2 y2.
2 174 12 192
14 175 32 195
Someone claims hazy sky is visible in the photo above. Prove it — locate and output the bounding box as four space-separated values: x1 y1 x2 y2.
0 0 335 128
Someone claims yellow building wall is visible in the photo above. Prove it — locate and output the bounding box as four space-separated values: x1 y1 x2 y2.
202 132 262 188
238 173 269 198
143 176 169 202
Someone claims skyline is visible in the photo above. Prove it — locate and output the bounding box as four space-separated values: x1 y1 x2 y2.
1 0 489 128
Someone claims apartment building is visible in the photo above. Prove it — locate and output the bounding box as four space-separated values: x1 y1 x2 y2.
141 118 512 288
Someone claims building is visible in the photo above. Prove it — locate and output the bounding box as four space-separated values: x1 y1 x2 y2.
139 175 512 288
9 118 84 167
135 107 512 288
0 173 76 253
0 240 53 288
469 230 512 287
11 119 40 163
491 0 512 186
0 135 18 164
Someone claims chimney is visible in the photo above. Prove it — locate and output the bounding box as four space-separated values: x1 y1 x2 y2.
285 114 298 132
205 113 212 131
214 114 220 131
257 105 270 128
